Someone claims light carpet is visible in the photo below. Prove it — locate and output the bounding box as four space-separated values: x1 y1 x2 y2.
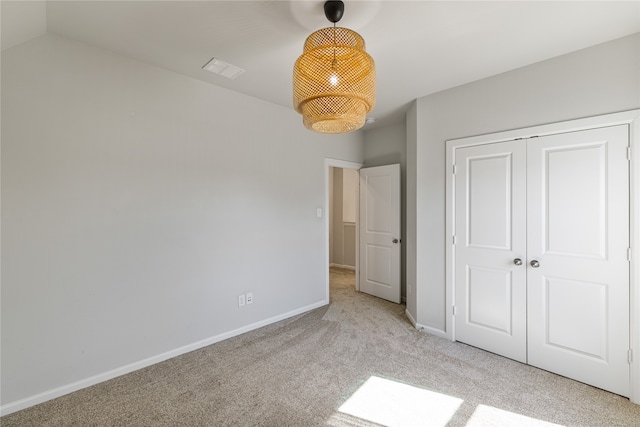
2 268 639 426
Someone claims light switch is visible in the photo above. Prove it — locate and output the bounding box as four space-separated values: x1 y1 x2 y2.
316 208 322 218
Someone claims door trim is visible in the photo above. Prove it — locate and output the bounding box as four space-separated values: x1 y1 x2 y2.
445 109 640 404
324 158 363 304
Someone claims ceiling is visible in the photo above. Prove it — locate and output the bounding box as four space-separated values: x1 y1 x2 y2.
2 1 639 130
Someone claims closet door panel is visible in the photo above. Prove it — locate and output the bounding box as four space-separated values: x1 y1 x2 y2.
454 141 527 363
527 125 630 397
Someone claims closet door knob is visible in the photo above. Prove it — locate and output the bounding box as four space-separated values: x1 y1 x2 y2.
513 258 523 266
530 260 540 268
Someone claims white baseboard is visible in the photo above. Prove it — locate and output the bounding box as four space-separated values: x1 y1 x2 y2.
416 324 449 340
404 309 449 339
0 300 328 417
405 308 417 327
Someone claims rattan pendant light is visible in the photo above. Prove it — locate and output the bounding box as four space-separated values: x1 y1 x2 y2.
293 1 375 134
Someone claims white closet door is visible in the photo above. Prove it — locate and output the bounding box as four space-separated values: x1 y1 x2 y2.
454 141 528 363
526 125 630 397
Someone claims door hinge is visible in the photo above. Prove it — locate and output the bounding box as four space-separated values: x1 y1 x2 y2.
453 305 456 316
452 164 457 174
629 349 633 364
452 235 457 245
628 147 632 161
628 248 633 262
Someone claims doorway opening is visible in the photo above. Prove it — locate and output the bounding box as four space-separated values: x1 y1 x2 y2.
329 166 359 301
324 159 362 303
324 160 402 305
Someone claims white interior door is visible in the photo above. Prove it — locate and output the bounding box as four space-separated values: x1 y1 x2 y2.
359 164 401 303
526 125 630 397
453 141 528 363
453 124 631 397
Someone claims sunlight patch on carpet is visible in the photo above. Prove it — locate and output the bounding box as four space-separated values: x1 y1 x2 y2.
466 404 564 427
335 376 463 426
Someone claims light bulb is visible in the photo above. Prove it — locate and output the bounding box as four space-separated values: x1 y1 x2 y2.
329 73 339 86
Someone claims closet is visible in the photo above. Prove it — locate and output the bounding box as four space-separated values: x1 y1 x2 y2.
449 122 631 397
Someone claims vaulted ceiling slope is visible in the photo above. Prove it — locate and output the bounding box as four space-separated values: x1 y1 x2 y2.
3 1 639 129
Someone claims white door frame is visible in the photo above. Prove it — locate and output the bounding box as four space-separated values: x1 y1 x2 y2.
445 109 640 404
324 158 363 304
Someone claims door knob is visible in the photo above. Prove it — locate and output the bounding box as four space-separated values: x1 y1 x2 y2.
513 258 523 266
392 238 400 244
530 260 540 268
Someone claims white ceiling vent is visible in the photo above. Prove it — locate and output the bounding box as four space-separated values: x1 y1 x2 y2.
202 57 245 80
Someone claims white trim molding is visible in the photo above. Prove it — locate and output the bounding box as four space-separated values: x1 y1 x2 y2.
405 308 417 327
405 309 448 339
0 300 327 416
629 111 640 404
418 326 448 340
445 109 640 404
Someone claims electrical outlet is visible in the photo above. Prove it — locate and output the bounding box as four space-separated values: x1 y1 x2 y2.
246 292 253 305
238 294 246 307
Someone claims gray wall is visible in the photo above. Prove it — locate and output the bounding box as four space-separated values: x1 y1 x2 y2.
1 34 363 407
363 122 407 299
407 33 640 333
